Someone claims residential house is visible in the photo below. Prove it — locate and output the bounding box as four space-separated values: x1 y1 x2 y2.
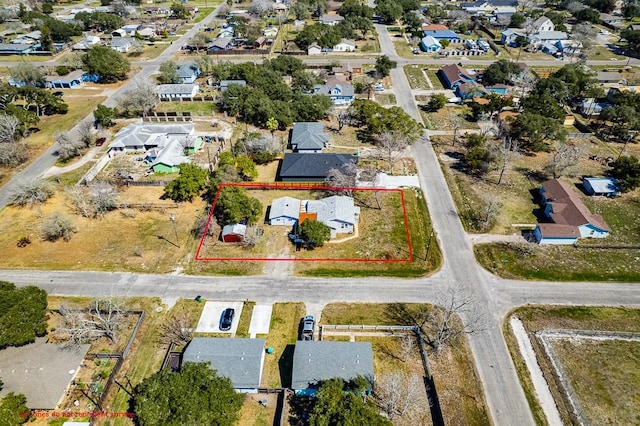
182 337 266 393
320 13 345 26
219 79 246 92
528 31 567 46
111 29 127 37
136 27 156 39
176 62 201 84
294 19 306 29
600 12 624 26
438 63 477 89
221 224 247 242
456 82 487 99
254 36 266 48
460 0 495 14
307 43 322 55
291 341 374 396
110 37 136 53
290 122 330 153
13 31 41 45
270 195 360 238
45 70 84 89
208 37 233 51
263 27 278 37
555 39 582 55
583 177 620 197
108 123 195 154
423 29 461 43
596 71 625 84
150 141 190 173
531 16 554 32
155 83 199 100
313 82 355 105
0 43 36 55
278 153 358 181
121 24 141 36
500 28 525 46
72 35 101 51
534 179 611 244
420 35 442 52
333 38 356 52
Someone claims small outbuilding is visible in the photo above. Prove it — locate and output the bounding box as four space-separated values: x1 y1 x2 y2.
583 177 620 197
222 223 247 242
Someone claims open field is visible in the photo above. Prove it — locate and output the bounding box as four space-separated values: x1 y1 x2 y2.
155 100 217 116
421 105 477 132
322 303 489 426
504 306 640 426
404 65 430 90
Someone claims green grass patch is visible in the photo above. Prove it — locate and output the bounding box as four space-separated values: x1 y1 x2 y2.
404 65 430 90
155 101 217 116
235 301 256 338
425 69 445 89
373 93 396 105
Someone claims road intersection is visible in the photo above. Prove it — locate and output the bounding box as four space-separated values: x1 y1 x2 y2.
2 11 640 426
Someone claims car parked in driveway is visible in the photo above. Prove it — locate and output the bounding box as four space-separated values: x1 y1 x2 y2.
301 315 315 340
220 308 235 331
95 137 106 146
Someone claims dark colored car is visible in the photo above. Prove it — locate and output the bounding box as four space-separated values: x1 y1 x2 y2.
95 137 107 146
220 308 235 331
301 315 315 340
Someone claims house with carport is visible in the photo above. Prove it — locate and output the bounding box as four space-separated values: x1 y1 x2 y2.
534 179 611 244
45 70 85 89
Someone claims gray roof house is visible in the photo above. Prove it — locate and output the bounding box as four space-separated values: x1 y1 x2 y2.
583 177 620 197
290 122 329 153
269 196 301 226
182 337 266 393
155 83 199 100
278 153 358 181
108 123 194 153
291 341 374 395
176 61 201 84
320 13 345 26
313 83 355 106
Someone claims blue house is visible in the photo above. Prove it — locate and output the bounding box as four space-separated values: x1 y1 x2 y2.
500 28 525 47
438 64 476 89
423 29 461 43
45 70 84 89
420 35 442 52
208 37 233 51
313 83 355 106
456 82 487 100
176 62 200 84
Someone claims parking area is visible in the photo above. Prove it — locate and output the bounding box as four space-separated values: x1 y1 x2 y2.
249 304 273 338
196 301 244 334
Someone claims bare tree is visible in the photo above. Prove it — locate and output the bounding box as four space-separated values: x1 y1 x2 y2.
41 211 77 242
374 372 425 420
399 333 415 362
478 121 498 138
67 187 92 218
479 194 502 229
571 22 597 53
0 114 20 143
451 115 462 146
494 122 520 185
216 3 231 17
545 139 586 178
9 63 46 87
119 80 158 117
565 1 586 13
57 298 125 346
357 162 382 209
10 178 54 207
89 184 118 217
56 132 83 161
510 68 537 102
77 120 94 148
325 162 357 196
0 142 27 166
335 108 354 133
249 0 272 16
190 32 212 53
160 308 194 346
374 131 409 173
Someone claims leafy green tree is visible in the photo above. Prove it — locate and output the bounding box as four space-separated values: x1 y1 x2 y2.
299 219 331 248
375 55 397 78
339 0 374 19
158 61 179 84
510 112 565 152
133 362 243 426
509 13 526 28
9 64 46 87
266 117 279 141
292 70 322 92
265 56 306 76
218 151 236 168
0 393 29 424
42 2 54 14
215 186 263 225
483 60 521 85
94 104 116 127
621 28 640 56
350 100 422 142
74 11 124 32
163 163 209 202
0 282 48 349
82 46 130 82
464 134 493 175
610 156 640 192
427 94 447 111
623 1 640 18
583 0 615 12
235 154 258 181
522 92 565 120
375 0 403 23
573 7 600 23
307 379 390 425
171 2 190 19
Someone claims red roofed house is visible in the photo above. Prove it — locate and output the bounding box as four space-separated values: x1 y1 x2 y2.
534 179 610 244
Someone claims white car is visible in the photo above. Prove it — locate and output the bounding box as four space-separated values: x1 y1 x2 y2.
599 30 610 35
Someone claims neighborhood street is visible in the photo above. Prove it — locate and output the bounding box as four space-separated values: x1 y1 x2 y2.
2 10 640 426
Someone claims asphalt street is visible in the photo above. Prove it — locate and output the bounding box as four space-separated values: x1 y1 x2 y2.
2 11 640 426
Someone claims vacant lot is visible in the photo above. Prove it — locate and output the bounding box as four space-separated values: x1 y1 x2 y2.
322 303 489 426
505 306 640 426
404 65 430 90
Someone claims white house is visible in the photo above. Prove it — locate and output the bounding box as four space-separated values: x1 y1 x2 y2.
320 13 345 26
110 37 136 53
307 43 322 55
72 35 101 50
333 38 356 52
155 83 199 100
531 16 554 32
263 27 278 37
269 196 301 226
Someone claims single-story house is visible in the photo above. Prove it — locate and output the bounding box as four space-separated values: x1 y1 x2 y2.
268 196 300 226
151 140 190 173
45 70 85 89
111 29 127 37
420 35 442 52
294 19 306 29
0 43 36 55
72 35 101 51
208 37 233 51
422 29 461 43
583 177 620 197
254 36 266 48
263 27 278 37
531 16 554 32
597 71 625 84
500 28 525 47
600 12 624 26
534 179 611 244
219 79 246 92
580 99 608 116
333 38 356 52
182 337 266 393
438 63 477 89
155 83 199 100
313 83 355 105
308 42 322 55
290 122 329 153
110 37 136 53
460 0 495 14
278 153 358 181
456 81 487 99
136 27 156 39
176 62 201 84
108 123 195 154
221 223 247 242
555 39 582 55
13 30 41 45
120 24 141 36
320 13 344 26
528 31 567 46
291 341 374 396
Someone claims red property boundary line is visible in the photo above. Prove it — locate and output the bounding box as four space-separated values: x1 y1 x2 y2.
195 183 413 262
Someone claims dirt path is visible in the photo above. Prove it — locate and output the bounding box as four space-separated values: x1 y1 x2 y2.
469 233 526 244
510 317 563 426
261 246 294 276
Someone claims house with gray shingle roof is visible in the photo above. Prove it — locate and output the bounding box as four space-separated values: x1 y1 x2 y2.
176 61 200 83
155 83 199 100
269 196 301 226
290 122 329 153
313 83 355 105
291 341 374 396
278 153 358 181
182 337 266 393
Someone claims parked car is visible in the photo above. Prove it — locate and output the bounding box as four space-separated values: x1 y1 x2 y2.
220 308 235 331
301 315 315 340
95 137 107 146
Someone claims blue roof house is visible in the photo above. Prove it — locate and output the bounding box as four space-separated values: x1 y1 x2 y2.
423 29 461 43
420 35 442 52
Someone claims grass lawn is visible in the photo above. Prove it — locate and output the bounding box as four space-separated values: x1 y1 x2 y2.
504 306 640 426
322 303 489 426
236 301 256 338
392 37 417 59
403 65 430 90
155 100 217 116
237 393 277 426
425 69 446 89
261 302 306 388
373 93 396 105
421 105 477 132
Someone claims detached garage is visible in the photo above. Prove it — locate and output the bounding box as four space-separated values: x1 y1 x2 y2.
221 224 246 242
